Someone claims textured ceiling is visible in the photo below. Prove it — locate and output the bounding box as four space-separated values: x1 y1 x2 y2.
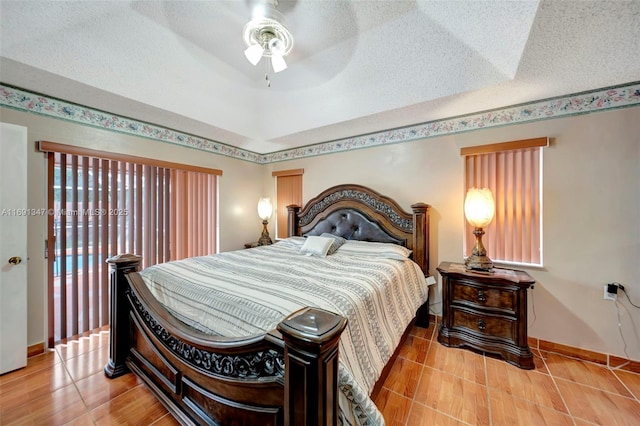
1 1 639 154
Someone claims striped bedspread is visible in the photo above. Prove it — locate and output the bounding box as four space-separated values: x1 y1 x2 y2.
140 237 429 426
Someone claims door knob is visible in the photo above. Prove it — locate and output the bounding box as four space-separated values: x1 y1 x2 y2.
8 256 22 265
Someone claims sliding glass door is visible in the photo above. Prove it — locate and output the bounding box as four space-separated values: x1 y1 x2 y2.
45 146 218 344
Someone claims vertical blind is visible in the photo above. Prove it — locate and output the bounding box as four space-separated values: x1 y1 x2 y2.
42 142 220 344
273 169 303 239
462 138 546 266
171 169 217 260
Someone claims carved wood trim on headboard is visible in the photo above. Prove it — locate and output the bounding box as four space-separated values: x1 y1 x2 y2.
287 184 430 274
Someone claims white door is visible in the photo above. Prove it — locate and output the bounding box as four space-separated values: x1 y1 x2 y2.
0 123 28 375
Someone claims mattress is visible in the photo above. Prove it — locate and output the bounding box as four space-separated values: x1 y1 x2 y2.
140 237 429 426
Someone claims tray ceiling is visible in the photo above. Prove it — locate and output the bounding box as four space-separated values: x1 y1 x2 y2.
1 1 639 154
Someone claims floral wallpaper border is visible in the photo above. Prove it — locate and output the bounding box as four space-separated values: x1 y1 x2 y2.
0 85 263 163
1 82 639 164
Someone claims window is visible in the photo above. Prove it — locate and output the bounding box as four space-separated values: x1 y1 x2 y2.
41 141 220 343
273 169 303 239
461 137 547 267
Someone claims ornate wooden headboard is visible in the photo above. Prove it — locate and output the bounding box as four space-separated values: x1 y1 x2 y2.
287 184 430 274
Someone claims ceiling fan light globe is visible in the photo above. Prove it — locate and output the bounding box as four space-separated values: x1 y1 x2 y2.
268 37 285 56
244 44 264 66
271 54 287 73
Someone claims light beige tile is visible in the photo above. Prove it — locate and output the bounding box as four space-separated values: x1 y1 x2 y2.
414 366 490 425
149 413 181 426
424 342 487 385
374 387 412 426
613 369 640 400
489 389 573 425
409 322 436 340
62 347 110 382
1 383 88 426
545 352 633 397
556 378 640 425
91 385 169 426
531 349 550 374
75 370 142 410
62 413 96 426
381 357 423 398
56 330 110 361
398 334 431 364
0 350 61 385
0 361 74 410
486 356 568 413
407 402 466 425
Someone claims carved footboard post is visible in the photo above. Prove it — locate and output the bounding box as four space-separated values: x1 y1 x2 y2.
104 254 142 378
277 307 348 426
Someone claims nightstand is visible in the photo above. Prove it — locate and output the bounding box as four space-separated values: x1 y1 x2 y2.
436 261 535 369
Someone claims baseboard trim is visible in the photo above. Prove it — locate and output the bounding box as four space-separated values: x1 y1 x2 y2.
528 337 640 374
27 342 45 358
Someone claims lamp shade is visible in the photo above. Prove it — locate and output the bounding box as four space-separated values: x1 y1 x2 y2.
464 188 495 228
257 197 273 220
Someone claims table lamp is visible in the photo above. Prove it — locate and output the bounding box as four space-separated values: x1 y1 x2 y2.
464 188 495 271
257 197 273 246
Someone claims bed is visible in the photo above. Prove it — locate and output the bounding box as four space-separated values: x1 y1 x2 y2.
104 184 430 425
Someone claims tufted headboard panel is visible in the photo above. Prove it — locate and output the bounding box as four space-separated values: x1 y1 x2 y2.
303 209 406 245
287 184 430 274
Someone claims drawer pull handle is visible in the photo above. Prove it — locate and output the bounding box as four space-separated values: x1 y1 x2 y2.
477 290 487 303
477 319 486 331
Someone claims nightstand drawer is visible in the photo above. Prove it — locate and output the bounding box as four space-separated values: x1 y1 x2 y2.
452 307 515 341
452 279 516 314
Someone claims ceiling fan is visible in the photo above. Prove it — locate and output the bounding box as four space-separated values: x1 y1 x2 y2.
242 0 294 78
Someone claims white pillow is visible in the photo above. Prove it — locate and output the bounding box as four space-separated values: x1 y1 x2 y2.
335 240 412 260
299 236 334 257
278 236 307 247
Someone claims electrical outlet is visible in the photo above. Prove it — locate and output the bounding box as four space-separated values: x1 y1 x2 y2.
604 284 617 301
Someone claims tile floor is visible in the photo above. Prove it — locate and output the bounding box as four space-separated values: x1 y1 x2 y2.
374 319 640 425
1 320 639 425
0 329 177 426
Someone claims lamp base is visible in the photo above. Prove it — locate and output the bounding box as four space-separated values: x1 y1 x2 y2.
257 235 272 246
466 227 493 271
257 220 273 246
465 254 494 272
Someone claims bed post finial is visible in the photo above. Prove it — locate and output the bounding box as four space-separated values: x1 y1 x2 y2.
104 254 141 378
287 204 301 237
277 307 347 426
411 203 429 275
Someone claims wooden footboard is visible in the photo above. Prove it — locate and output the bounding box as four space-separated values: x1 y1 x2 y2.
104 254 347 426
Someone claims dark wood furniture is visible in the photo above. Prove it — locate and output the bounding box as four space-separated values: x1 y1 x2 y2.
436 261 535 369
105 184 430 425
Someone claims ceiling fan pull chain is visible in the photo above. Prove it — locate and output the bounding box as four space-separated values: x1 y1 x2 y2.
265 59 272 88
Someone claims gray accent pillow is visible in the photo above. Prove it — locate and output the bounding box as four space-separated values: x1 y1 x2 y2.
320 233 347 255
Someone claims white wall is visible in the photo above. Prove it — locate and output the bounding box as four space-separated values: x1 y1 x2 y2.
1 108 264 347
265 106 640 360
3 105 640 361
